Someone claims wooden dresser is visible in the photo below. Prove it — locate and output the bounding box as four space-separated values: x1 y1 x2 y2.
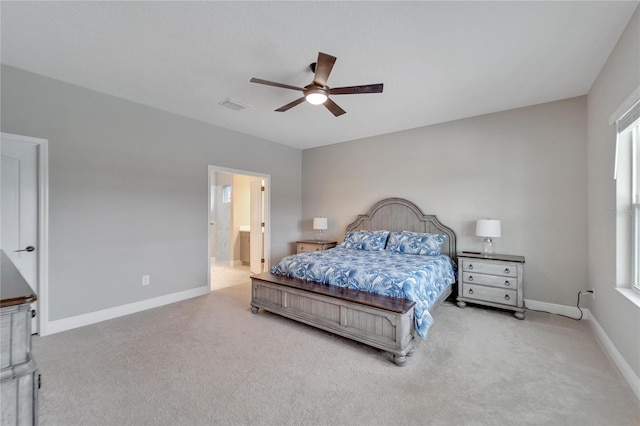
1 250 39 425
456 252 525 319
296 240 337 254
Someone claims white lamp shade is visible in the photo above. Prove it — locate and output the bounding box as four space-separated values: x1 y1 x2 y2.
313 217 328 231
476 219 501 238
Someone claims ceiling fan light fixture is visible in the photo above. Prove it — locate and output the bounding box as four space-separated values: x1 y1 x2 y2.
305 93 328 105
304 84 329 105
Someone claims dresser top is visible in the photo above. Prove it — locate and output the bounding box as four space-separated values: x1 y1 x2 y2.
297 240 337 244
457 251 525 263
1 250 37 308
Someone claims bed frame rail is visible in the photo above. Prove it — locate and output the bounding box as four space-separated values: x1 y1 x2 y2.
250 272 416 366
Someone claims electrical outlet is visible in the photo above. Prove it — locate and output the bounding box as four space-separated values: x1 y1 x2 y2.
590 289 595 300
142 275 150 286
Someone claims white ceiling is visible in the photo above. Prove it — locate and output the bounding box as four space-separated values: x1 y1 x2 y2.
1 1 638 150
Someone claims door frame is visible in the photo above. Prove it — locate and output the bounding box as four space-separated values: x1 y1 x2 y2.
207 165 270 291
1 132 49 335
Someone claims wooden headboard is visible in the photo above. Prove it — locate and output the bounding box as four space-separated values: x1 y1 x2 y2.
344 198 457 260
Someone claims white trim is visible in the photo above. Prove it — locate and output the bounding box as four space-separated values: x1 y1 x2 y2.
589 312 640 401
524 298 591 320
39 139 49 336
614 131 620 179
616 287 640 308
45 285 209 335
0 132 50 336
208 165 266 176
610 85 640 125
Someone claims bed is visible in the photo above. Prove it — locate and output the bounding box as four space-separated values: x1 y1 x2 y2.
250 198 457 365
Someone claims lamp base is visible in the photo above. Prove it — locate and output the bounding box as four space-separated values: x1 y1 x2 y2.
482 237 494 255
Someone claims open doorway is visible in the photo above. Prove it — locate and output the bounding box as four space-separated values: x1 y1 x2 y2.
208 166 269 291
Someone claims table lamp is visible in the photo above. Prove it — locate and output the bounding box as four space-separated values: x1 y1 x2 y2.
476 219 501 254
313 217 328 240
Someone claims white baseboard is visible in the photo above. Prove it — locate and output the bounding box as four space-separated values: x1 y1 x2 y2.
525 298 639 401
44 286 210 335
588 313 640 401
524 298 590 320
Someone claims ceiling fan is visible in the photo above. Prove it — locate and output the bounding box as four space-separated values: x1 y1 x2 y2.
250 52 383 117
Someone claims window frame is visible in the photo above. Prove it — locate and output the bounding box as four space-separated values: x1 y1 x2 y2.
616 110 640 295
631 125 639 292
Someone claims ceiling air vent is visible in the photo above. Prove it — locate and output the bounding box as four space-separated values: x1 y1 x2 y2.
219 98 249 111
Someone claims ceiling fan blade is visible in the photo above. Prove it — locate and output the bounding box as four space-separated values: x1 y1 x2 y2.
324 98 346 117
313 52 337 87
250 78 304 92
330 83 384 95
275 97 306 112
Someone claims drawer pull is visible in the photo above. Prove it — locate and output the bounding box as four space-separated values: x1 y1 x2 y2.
504 268 510 274
468 275 474 281
505 280 511 286
504 294 510 301
468 288 474 295
315 248 320 251
467 264 473 270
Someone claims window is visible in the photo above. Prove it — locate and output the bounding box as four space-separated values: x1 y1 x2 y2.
222 185 232 204
615 98 640 293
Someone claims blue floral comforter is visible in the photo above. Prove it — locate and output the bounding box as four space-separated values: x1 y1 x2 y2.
270 247 456 338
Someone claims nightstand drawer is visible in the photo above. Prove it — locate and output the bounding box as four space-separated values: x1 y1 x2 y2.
296 241 337 254
461 260 517 277
461 283 517 307
462 272 518 289
297 243 323 253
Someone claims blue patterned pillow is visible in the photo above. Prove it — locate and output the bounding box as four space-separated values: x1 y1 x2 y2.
386 231 446 256
340 230 390 251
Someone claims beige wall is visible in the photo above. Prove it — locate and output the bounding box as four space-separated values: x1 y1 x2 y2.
303 97 587 307
587 6 640 382
1 65 302 321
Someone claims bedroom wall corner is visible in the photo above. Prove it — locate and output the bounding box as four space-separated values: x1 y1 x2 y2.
586 4 640 391
0 64 302 326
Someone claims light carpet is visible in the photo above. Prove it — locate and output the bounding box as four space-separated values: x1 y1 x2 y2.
32 282 640 426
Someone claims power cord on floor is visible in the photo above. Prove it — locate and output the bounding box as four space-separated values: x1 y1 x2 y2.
524 290 593 321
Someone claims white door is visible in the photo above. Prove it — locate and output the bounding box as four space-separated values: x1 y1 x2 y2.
1 134 40 333
249 180 263 274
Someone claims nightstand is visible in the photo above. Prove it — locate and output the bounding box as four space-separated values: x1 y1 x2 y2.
456 252 526 319
296 240 337 254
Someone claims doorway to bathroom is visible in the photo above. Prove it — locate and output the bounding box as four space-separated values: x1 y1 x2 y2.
208 166 269 291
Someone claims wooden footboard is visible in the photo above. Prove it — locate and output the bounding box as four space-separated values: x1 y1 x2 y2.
250 272 417 366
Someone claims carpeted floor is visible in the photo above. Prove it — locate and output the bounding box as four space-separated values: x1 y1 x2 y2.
32 282 639 426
